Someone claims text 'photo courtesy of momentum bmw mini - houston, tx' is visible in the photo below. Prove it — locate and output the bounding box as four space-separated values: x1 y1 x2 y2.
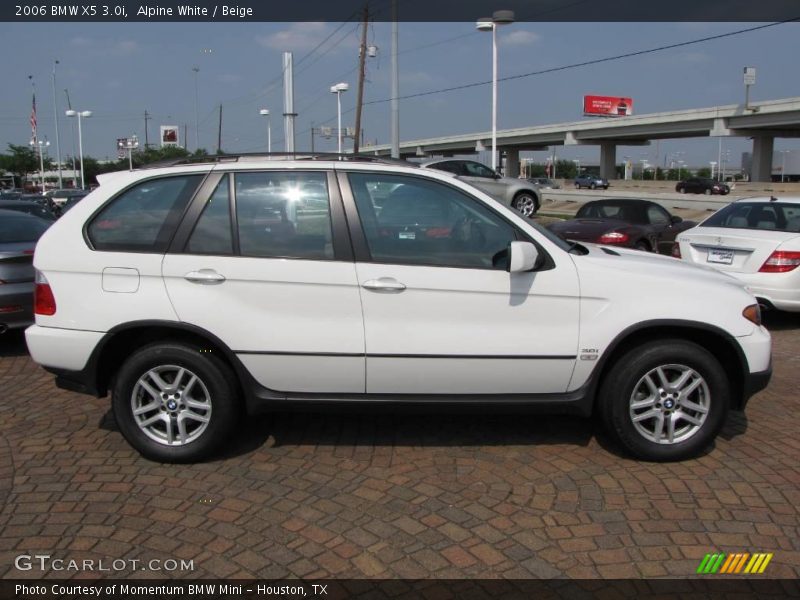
25 155 772 463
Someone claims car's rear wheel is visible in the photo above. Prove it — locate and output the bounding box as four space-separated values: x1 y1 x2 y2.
575 182 581 189
634 241 650 252
512 192 539 217
112 342 240 463
704 189 712 195
678 187 686 193
598 339 729 461
589 183 596 190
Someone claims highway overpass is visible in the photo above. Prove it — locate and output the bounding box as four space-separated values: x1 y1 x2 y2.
363 96 800 182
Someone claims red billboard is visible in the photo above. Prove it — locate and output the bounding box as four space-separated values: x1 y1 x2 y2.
583 95 633 117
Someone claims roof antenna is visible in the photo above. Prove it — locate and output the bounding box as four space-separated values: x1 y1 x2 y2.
770 196 778 202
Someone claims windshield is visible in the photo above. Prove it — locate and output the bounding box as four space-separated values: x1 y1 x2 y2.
700 201 800 232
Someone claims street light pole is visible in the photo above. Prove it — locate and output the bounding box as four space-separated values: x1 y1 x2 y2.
29 140 50 193
477 10 514 172
330 83 349 154
192 67 200 151
66 110 91 189
51 60 63 189
259 109 272 153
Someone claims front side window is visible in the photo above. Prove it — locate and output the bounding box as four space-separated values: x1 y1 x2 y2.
235 171 333 260
463 161 497 178
646 205 670 226
348 172 516 269
88 175 203 252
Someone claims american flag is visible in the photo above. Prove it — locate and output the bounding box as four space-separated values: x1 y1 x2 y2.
30 92 37 141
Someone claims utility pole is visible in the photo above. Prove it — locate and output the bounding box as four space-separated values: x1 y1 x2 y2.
390 0 399 159
144 110 151 148
183 124 188 149
353 5 369 154
217 104 223 154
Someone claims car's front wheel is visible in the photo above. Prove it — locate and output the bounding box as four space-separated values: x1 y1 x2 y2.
512 192 539 218
598 339 729 461
112 342 240 463
589 183 596 190
575 182 581 189
677 187 686 193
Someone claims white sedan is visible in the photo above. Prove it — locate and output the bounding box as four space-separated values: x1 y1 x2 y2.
673 197 800 311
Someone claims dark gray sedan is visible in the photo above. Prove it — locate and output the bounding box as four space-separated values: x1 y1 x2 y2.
0 209 51 334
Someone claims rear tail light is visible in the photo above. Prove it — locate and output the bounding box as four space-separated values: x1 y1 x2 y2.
671 243 682 259
742 304 762 326
34 271 56 316
598 231 629 244
758 250 800 273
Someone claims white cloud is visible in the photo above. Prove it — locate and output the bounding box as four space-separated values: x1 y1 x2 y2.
501 30 541 46
255 23 330 51
69 36 93 47
114 40 139 55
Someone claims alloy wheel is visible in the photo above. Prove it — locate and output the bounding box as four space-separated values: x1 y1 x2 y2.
628 363 710 445
131 365 212 446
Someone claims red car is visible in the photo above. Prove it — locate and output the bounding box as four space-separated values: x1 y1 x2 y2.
548 199 696 254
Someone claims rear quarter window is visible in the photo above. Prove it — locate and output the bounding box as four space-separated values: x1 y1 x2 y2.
87 175 203 252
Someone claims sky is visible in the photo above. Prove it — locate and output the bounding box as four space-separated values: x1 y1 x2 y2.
1 20 799 170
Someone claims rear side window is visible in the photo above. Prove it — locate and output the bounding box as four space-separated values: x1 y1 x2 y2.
87 175 203 252
235 171 333 260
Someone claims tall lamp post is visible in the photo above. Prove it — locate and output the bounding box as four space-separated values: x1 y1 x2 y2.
330 83 349 154
29 139 50 193
476 10 514 172
65 110 91 189
51 60 63 189
259 108 272 153
192 66 200 151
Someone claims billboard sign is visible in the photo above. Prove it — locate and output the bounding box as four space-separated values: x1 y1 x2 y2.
583 95 633 117
160 125 179 147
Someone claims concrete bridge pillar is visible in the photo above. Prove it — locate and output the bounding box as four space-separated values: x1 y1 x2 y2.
600 143 617 180
750 136 774 182
504 148 520 178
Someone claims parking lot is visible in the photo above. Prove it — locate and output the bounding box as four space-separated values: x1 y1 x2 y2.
0 314 798 580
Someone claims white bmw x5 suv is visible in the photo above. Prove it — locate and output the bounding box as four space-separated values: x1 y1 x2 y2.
25 155 772 463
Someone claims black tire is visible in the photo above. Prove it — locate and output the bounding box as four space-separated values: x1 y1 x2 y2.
589 183 596 190
598 339 729 462
575 182 581 189
634 240 650 252
678 187 686 194
112 341 240 463
704 189 712 195
512 192 539 218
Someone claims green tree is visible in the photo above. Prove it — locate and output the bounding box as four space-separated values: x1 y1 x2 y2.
696 167 711 178
0 144 39 188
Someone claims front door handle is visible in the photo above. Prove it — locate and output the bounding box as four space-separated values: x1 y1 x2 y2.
362 277 407 292
184 269 226 285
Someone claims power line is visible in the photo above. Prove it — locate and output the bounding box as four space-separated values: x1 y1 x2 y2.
362 19 800 107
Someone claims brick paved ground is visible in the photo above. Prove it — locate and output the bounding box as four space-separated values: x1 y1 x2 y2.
0 315 798 580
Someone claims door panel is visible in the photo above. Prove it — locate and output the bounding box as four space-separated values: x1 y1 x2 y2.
162 170 365 394
344 171 579 395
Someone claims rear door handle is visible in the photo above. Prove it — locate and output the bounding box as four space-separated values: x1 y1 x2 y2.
184 269 226 285
362 277 406 292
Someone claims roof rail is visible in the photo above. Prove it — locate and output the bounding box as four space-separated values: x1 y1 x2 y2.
138 152 416 170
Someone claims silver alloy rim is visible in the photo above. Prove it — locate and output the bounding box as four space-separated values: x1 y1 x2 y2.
515 195 536 217
131 365 212 446
629 363 710 445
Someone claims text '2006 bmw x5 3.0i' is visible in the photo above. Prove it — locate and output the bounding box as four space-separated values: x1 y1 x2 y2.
25 155 772 463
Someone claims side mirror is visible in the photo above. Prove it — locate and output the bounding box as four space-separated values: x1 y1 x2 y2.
670 215 683 224
508 241 539 273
